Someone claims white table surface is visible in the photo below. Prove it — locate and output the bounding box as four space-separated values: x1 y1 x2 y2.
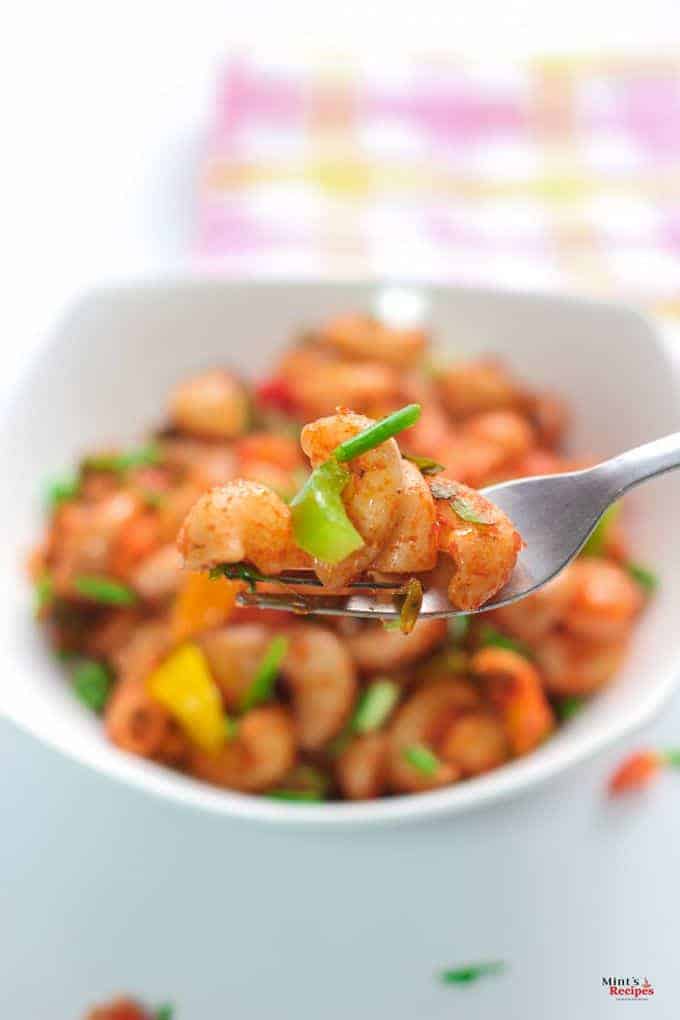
4 6 680 1016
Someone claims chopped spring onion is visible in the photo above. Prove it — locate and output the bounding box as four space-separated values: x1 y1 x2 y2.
83 443 161 475
333 404 422 462
398 577 423 634
479 624 532 659
224 715 239 741
155 1006 174 1020
440 960 506 984
290 458 364 564
241 634 289 711
74 575 137 606
582 501 621 556
447 615 470 644
209 562 268 591
626 562 658 593
403 453 445 476
661 748 680 767
268 789 324 802
72 660 112 713
450 496 494 526
403 743 440 776
382 619 402 632
34 572 54 614
45 474 80 509
557 695 585 721
352 680 400 734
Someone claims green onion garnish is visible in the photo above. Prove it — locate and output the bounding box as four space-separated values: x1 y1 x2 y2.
209 562 268 591
403 743 440 776
661 749 680 767
447 615 470 644
440 960 506 984
403 453 445 476
582 501 621 556
34 572 54 614
268 789 324 802
74 575 137 606
224 715 239 740
450 497 494 526
382 619 403 632
397 577 423 634
72 660 111 713
479 625 532 659
83 443 161 475
290 458 364 564
45 474 80 509
333 404 422 462
557 696 585 721
626 562 658 593
155 1005 174 1020
352 680 400 734
241 635 289 711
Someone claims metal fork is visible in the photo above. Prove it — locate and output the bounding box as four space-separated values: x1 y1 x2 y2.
235 432 679 620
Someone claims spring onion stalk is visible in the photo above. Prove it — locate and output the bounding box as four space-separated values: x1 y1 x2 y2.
268 789 324 802
440 961 506 984
582 501 621 556
447 615 470 644
333 404 421 462
45 474 80 509
241 635 289 711
352 680 400 734
34 573 54 614
402 453 444 476
398 578 424 634
74 575 137 606
72 660 112 713
479 624 532 659
155 1006 174 1020
83 443 161 475
557 695 585 721
403 743 440 776
626 562 658 593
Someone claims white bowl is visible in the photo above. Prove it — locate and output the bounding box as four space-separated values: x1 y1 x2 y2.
2 276 679 826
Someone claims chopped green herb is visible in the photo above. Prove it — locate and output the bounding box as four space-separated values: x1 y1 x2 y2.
224 715 239 740
155 1006 174 1020
403 743 440 776
45 474 80 509
34 573 54 614
429 478 495 524
397 578 423 634
626 562 658 593
382 619 403 632
450 497 494 526
352 680 400 734
209 562 268 591
334 404 421 462
72 660 111 713
290 458 364 564
240 635 289 711
440 960 506 984
447 615 470 644
74 575 137 606
84 443 161 475
582 501 621 556
479 624 532 659
557 696 585 721
661 749 680 768
268 789 324 802
403 453 445 476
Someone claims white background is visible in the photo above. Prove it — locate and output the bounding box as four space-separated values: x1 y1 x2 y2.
3 2 680 1016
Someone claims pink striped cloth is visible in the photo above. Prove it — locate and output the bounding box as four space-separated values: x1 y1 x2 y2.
198 57 680 319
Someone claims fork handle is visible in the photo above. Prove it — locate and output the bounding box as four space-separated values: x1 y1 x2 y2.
601 431 680 499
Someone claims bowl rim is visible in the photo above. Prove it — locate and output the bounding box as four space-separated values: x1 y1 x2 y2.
3 271 679 827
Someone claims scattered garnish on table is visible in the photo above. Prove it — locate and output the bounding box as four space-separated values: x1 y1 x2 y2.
608 748 680 795
439 960 506 984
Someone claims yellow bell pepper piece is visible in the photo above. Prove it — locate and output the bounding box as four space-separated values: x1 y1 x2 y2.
171 571 239 643
148 642 225 752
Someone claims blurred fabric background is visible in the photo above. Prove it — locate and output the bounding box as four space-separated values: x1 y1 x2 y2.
199 57 680 327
